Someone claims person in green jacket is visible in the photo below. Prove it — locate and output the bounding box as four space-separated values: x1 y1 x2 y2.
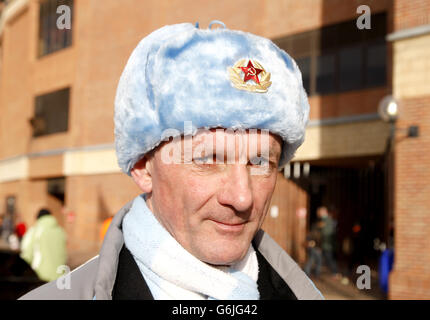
20 209 67 282
317 206 338 276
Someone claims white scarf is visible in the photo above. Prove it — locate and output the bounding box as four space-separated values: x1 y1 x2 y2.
122 194 260 300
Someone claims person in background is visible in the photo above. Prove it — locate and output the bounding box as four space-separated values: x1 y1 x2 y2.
317 206 339 277
350 218 366 272
304 222 323 278
15 217 27 241
1 213 13 243
99 216 113 241
20 208 67 282
378 223 394 295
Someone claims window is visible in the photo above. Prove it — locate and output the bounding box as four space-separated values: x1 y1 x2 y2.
274 12 387 96
2 196 16 237
38 0 73 57
366 40 386 87
48 178 65 204
31 88 70 137
316 53 336 94
296 57 311 93
339 45 363 91
6 196 16 216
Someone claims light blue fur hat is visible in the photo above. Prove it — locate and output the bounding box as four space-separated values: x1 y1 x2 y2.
114 21 309 175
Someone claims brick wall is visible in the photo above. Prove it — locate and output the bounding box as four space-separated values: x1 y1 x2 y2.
393 0 430 31
295 120 391 161
64 173 140 261
393 35 430 98
390 96 430 299
0 179 62 230
390 0 430 298
263 173 308 264
309 88 389 120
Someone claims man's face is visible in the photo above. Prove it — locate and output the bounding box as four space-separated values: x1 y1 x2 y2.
132 129 282 266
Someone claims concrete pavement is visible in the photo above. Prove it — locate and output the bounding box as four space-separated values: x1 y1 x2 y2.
311 272 387 300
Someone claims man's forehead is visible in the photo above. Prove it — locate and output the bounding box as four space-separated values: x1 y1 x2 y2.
189 129 281 154
191 128 281 146
151 127 283 167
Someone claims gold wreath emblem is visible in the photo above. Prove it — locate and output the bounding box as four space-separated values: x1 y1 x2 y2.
228 59 272 93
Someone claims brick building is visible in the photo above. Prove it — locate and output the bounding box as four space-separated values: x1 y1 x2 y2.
0 0 429 298
386 0 430 299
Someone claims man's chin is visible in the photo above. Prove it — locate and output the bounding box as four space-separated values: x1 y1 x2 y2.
198 240 250 266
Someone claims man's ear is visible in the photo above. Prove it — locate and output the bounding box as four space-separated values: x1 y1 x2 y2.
130 156 153 193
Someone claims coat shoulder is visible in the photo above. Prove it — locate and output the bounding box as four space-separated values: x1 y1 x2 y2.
19 255 99 300
254 229 324 300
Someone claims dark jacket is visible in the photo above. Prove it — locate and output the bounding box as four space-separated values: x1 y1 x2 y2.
19 200 323 300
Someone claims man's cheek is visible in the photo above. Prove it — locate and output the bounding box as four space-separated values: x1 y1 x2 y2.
252 192 271 221
184 177 218 203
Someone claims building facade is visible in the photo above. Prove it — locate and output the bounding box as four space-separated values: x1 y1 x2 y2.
0 0 429 298
387 0 430 299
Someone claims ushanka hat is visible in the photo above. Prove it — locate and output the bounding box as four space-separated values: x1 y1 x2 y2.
114 21 309 175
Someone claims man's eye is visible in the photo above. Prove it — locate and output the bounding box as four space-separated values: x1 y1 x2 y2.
193 155 214 165
249 157 269 166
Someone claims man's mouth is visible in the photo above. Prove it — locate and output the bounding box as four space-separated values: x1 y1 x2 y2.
209 219 246 233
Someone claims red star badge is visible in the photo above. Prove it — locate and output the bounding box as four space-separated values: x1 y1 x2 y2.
240 60 263 84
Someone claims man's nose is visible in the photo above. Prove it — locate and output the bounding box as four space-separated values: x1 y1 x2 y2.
217 164 253 213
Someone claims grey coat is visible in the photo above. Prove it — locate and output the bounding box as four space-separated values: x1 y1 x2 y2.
19 200 323 300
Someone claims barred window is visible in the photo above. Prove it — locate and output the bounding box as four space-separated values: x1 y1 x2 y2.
31 88 70 137
38 0 73 57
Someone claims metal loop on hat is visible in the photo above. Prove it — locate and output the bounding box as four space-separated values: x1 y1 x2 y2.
208 20 226 29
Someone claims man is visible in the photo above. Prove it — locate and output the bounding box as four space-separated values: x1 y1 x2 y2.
20 21 323 300
317 206 338 276
304 220 323 278
20 209 67 282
